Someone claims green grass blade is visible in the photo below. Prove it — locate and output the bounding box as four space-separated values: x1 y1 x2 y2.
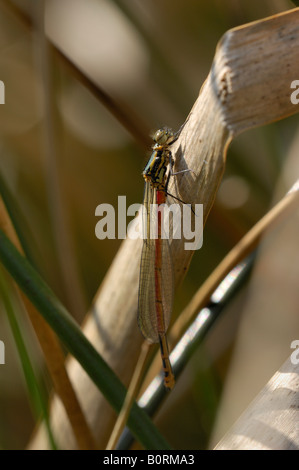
0 266 57 449
0 172 38 266
0 229 171 449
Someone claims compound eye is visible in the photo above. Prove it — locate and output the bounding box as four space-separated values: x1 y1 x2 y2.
153 128 165 144
165 131 175 144
153 127 174 144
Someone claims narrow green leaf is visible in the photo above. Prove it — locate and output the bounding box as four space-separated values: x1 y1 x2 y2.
0 266 57 449
0 229 171 449
0 172 38 266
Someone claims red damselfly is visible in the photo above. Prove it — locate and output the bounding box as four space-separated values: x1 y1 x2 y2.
138 126 190 390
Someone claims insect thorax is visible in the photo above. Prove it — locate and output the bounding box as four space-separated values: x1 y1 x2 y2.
143 147 170 188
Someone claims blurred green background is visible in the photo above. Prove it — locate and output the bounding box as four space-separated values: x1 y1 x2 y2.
0 0 298 449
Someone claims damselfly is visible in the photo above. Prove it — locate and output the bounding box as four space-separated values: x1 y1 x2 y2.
138 126 190 390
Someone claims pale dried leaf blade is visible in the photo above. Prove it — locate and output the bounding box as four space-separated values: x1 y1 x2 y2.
214 357 299 450
214 8 299 134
